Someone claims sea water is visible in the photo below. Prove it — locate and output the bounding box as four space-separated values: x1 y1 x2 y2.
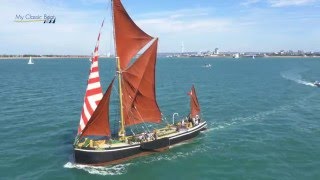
0 57 320 179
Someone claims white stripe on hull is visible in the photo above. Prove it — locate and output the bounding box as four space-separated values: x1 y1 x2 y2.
75 145 140 152
169 122 207 140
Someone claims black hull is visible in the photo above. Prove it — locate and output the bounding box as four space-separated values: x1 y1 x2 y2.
74 145 141 165
169 122 206 145
140 137 170 151
141 121 207 150
74 122 207 165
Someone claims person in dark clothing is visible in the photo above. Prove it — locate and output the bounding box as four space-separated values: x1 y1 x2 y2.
187 114 193 126
153 130 158 140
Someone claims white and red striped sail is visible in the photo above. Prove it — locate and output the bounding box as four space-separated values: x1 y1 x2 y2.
78 20 104 134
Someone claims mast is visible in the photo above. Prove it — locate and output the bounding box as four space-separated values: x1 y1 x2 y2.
112 0 126 139
112 0 161 137
117 57 126 139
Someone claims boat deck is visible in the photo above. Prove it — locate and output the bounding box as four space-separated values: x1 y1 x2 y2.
76 121 203 149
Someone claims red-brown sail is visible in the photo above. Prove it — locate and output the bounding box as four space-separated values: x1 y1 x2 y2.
121 39 161 126
113 0 153 70
80 79 114 138
189 85 201 118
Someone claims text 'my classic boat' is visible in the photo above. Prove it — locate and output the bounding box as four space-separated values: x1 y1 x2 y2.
73 0 207 165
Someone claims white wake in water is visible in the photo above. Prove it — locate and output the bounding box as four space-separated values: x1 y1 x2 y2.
281 71 316 87
64 162 131 176
205 99 301 133
205 91 317 134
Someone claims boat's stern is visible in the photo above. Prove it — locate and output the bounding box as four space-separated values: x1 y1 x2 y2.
200 121 207 131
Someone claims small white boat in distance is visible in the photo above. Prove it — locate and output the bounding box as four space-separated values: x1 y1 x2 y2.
203 64 212 68
28 57 34 64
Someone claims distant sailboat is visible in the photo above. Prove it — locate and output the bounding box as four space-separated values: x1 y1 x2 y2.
73 0 207 165
203 64 212 68
28 57 34 64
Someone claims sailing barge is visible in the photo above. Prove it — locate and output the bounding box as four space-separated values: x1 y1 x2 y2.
73 0 207 165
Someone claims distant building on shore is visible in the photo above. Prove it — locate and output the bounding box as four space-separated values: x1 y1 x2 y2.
214 48 219 55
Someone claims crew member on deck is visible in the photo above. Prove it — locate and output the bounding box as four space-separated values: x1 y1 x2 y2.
181 119 185 127
188 114 194 126
176 125 180 132
153 130 158 140
196 115 201 123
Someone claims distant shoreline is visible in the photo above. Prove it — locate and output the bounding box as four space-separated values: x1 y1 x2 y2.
0 56 110 60
263 56 320 58
1 55 320 60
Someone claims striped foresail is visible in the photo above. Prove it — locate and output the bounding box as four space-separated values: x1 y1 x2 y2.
78 20 104 134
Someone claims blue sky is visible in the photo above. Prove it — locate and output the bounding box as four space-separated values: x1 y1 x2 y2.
1 0 320 55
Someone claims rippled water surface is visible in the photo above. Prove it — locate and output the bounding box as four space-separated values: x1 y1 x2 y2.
1 57 320 179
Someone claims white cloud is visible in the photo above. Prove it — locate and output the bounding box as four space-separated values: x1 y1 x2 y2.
132 8 235 52
137 18 232 34
137 8 212 19
241 0 261 6
269 0 317 7
241 0 318 7
135 8 233 34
